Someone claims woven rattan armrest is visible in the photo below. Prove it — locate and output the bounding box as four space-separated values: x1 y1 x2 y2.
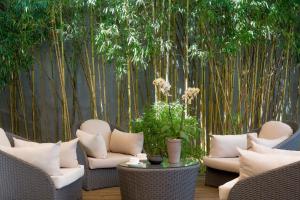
0 149 56 200
228 160 300 200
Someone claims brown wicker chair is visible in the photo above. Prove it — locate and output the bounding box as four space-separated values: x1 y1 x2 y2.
0 132 83 200
228 159 300 200
205 121 299 187
77 121 127 190
78 145 120 190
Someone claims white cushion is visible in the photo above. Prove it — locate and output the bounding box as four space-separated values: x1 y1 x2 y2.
59 139 79 168
13 138 79 168
88 152 135 169
51 165 84 189
259 121 293 139
76 129 107 158
246 132 257 149
80 119 111 151
110 129 144 156
252 141 300 156
203 156 239 173
219 178 239 200
238 148 300 180
248 134 288 148
0 143 61 176
209 134 247 158
0 128 11 147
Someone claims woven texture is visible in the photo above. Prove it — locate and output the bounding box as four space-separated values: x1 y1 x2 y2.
205 166 239 187
0 132 83 200
228 160 300 200
205 121 299 187
117 164 199 200
77 122 124 190
78 143 119 190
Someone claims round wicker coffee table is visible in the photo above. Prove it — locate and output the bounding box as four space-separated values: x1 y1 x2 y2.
117 159 199 200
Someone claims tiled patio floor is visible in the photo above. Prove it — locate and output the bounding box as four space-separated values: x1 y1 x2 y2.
82 176 219 200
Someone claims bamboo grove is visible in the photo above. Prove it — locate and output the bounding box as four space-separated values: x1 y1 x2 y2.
0 0 299 153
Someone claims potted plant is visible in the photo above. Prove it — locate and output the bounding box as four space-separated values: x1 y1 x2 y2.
153 78 200 163
133 78 200 164
133 102 200 164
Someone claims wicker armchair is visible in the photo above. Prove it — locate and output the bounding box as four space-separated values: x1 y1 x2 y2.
228 159 300 200
0 132 83 200
78 145 120 190
77 121 124 190
205 121 299 187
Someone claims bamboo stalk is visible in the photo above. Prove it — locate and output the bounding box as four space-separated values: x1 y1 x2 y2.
9 80 15 134
184 0 190 116
97 55 104 118
31 69 36 140
165 0 171 84
152 0 158 103
134 65 139 118
89 5 98 119
117 77 121 127
51 3 71 140
102 56 107 121
127 58 132 131
17 74 29 139
280 32 291 120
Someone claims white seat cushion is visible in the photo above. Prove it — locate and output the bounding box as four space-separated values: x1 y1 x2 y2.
88 152 135 169
203 156 239 173
259 121 293 139
219 178 239 200
51 165 84 189
80 119 111 151
0 128 11 147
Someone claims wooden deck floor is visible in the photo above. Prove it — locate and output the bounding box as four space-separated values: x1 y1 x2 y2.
82 176 219 200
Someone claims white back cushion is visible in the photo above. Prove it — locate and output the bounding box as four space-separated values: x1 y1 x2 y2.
209 134 247 158
80 119 111 151
13 138 79 168
259 121 293 139
252 141 300 156
0 128 11 147
110 129 144 156
238 148 300 180
248 134 288 148
0 143 61 176
76 129 107 158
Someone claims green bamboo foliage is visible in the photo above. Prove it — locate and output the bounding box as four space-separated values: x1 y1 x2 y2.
50 1 72 140
0 0 299 156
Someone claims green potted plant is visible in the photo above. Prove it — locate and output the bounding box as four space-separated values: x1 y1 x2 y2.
133 78 200 164
153 78 200 163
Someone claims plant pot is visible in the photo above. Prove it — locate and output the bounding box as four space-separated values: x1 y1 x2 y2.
166 138 182 164
148 155 163 165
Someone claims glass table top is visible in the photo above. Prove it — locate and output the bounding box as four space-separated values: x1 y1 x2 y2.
119 158 199 169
